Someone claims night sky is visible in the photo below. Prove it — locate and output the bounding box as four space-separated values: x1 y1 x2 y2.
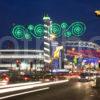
0 0 100 49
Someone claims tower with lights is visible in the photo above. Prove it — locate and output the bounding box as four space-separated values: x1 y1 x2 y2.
43 15 52 67
43 15 64 69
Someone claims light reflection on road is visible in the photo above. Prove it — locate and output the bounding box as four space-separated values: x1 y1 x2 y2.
2 79 100 100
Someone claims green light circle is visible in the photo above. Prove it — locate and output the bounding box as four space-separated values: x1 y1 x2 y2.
33 24 44 38
25 33 32 40
12 25 26 39
64 31 72 37
72 22 86 36
28 25 34 31
61 22 68 29
52 23 62 37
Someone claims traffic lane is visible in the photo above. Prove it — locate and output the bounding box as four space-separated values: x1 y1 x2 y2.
0 80 68 99
5 79 100 100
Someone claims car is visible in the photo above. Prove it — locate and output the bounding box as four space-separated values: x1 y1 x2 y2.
64 72 80 79
79 72 96 82
0 73 10 85
20 74 34 81
96 72 100 78
9 74 35 83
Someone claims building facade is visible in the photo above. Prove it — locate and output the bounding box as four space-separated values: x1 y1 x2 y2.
0 49 44 70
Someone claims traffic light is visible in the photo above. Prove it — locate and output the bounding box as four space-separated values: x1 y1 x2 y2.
16 60 20 68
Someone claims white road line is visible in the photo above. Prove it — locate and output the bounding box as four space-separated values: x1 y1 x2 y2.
0 80 68 94
0 87 50 100
0 81 41 89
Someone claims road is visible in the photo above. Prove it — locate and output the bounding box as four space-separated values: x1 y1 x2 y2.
3 79 100 100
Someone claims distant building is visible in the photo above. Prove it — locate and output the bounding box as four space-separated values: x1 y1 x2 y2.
0 49 44 70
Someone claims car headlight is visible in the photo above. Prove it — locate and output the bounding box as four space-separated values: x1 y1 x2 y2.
86 76 88 79
78 76 81 79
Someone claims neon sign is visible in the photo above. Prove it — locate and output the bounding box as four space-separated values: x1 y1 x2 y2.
67 50 100 58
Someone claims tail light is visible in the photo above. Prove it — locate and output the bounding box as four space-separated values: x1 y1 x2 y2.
3 76 9 81
24 77 28 81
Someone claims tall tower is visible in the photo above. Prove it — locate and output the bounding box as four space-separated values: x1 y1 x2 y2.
43 15 52 66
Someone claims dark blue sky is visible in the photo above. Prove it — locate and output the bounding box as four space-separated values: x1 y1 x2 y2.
0 0 100 49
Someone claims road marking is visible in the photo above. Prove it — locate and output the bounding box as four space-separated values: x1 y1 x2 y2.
0 87 50 100
0 81 41 89
0 80 68 94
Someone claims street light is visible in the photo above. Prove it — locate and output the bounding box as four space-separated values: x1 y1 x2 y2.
95 10 100 16
16 60 20 68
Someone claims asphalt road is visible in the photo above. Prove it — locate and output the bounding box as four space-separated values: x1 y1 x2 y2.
4 79 100 100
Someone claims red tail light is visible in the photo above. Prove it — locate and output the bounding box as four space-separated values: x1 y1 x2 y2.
24 77 28 81
3 77 9 81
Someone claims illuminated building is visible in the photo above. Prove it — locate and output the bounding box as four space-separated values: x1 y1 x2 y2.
0 16 100 70
43 15 52 65
43 15 64 69
0 49 44 70
63 40 100 69
0 40 99 70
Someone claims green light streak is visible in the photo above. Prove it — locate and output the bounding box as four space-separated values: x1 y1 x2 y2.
25 33 32 40
64 31 72 37
27 25 34 31
61 22 68 29
52 23 62 37
72 22 86 36
63 22 86 37
12 25 26 39
12 21 86 40
33 24 44 38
